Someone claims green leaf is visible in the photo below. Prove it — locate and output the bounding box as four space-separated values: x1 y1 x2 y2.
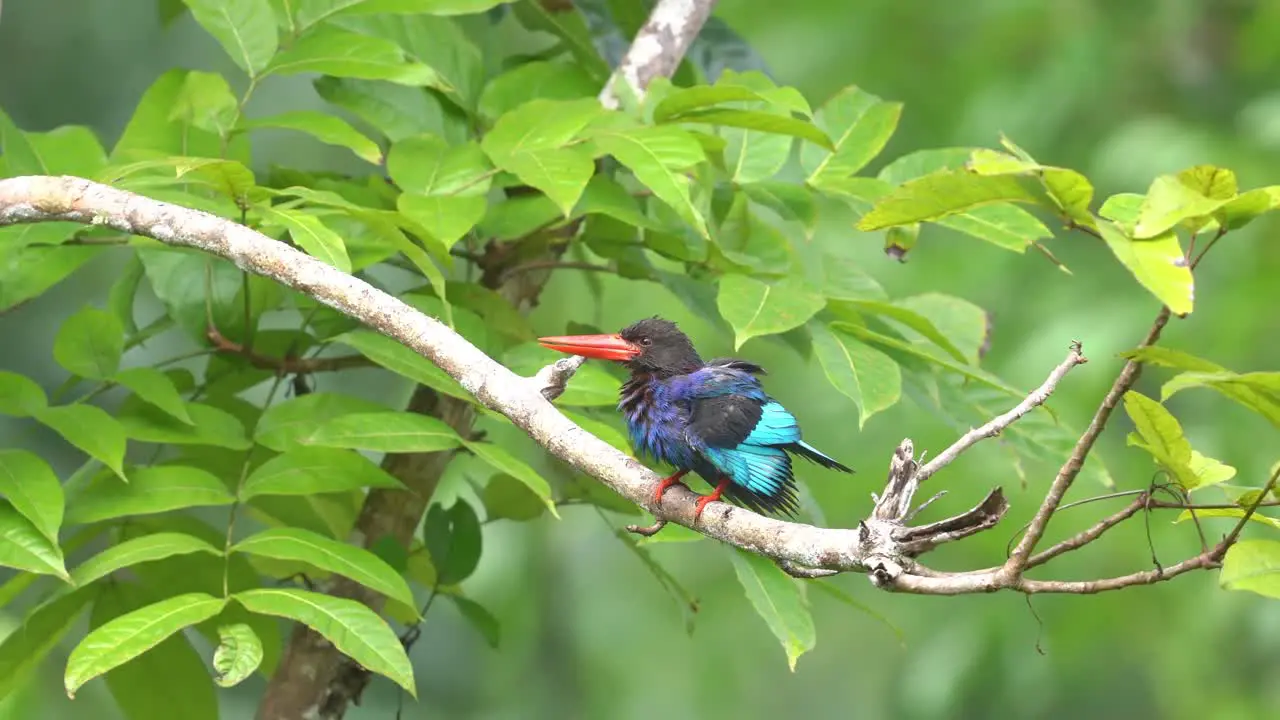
34 404 128 480
243 110 381 163
258 206 352 272
1161 371 1280 429
66 466 235 525
670 109 832 150
729 549 815 672
301 411 463 453
500 145 596 216
333 329 471 400
478 61 597 120
234 588 416 695
0 450 65 544
511 0 610 82
808 321 902 428
820 254 887 301
834 300 968 364
0 107 42 173
265 26 444 87
136 248 243 342
803 86 902 185
207 620 262 686
422 500 482 585
1176 507 1280 531
859 170 1045 231
255 392 389 451
170 70 239 136
1186 451 1238 491
240 447 405 499
70 533 222 587
0 371 48 417
835 321 1022 400
1220 540 1280 600
65 592 226 698
593 126 708 237
388 134 492 248
0 502 68 579
742 182 817 231
464 442 556 517
1122 391 1197 489
52 305 124 380
482 473 546 522
118 399 252 450
895 293 991 364
717 275 825 350
0 246 103 313
1100 193 1144 228
1217 186 1280 230
1133 173 1230 239
397 193 488 250
332 12 484 108
109 70 223 160
1121 346 1225 373
448 594 500 648
111 367 193 425
936 203 1052 252
313 76 455 143
0 586 98 702
233 527 415 609
1178 164 1237 200
1096 220 1194 315
651 84 769 121
108 254 144 337
182 0 279 76
88 582 219 720
482 97 602 154
212 623 263 688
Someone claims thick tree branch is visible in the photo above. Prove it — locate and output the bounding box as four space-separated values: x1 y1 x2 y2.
599 0 719 108
4 178 1256 605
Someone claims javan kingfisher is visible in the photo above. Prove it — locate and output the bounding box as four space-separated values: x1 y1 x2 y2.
539 317 853 520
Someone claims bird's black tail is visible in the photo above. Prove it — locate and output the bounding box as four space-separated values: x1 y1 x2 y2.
789 441 854 473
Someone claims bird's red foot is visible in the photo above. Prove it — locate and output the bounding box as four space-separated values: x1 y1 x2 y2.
693 478 731 522
653 470 689 504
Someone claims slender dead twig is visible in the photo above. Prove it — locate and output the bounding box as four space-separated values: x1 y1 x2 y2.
205 326 370 374
915 341 1087 483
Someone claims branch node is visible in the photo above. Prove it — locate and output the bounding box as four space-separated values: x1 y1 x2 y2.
626 518 668 537
777 559 840 579
532 355 587 401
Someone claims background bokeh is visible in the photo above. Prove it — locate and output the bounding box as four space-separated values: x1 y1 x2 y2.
2 1 1279 718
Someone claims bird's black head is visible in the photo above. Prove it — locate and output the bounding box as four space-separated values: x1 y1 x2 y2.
538 316 703 377
618 317 703 375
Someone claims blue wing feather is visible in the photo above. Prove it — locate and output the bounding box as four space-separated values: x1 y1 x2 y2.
626 360 850 516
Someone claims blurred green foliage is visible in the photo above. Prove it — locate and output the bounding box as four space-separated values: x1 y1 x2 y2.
1 1 1279 719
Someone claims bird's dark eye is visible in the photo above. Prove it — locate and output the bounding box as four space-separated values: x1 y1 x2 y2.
639 337 652 346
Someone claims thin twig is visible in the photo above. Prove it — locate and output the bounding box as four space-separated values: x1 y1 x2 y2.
1216 465 1280 554
206 326 371 373
1024 495 1148 569
498 260 612 284
915 341 1087 483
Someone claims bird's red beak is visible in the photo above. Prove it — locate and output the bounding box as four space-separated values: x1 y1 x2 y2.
538 333 641 361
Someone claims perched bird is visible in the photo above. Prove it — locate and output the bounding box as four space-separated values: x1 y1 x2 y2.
539 317 853 520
